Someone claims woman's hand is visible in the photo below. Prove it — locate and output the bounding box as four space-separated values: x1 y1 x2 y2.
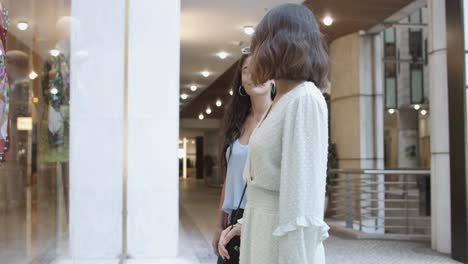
218 223 242 260
212 227 223 256
212 209 228 256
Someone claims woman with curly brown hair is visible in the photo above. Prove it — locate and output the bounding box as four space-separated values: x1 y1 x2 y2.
218 4 330 264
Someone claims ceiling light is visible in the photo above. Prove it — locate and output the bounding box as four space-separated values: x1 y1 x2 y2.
28 71 38 80
388 108 396 114
190 85 197 91
323 15 333 26
229 89 233 96
216 99 222 107
201 71 210 78
198 113 205 120
243 26 255 35
50 87 59 95
180 93 188 100
50 49 60 57
17 22 29 31
413 104 421 110
206 106 212 115
217 51 228 59
191 140 195 144
179 140 183 144
420 109 428 116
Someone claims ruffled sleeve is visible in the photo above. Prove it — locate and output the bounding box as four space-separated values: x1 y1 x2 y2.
273 89 330 263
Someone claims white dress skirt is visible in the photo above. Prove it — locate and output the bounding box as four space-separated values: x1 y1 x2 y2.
239 82 329 264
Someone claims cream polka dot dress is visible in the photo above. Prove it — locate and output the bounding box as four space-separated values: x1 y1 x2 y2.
239 81 329 264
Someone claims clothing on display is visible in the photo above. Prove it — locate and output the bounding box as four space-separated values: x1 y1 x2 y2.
0 3 10 162
38 51 70 163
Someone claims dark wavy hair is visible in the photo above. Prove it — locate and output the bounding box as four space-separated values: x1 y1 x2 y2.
250 3 329 88
220 54 274 175
220 55 251 175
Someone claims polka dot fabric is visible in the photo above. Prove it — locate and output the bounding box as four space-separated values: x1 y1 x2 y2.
239 82 329 264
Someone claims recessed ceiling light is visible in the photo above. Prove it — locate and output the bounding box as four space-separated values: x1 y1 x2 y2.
180 93 188 100
229 89 233 96
50 49 60 57
191 140 195 144
243 26 255 35
50 87 59 95
216 99 222 107
198 113 205 120
28 71 38 80
388 108 396 114
217 51 228 59
206 106 212 115
413 104 421 110
190 85 197 91
420 109 428 116
323 15 333 26
17 22 29 31
201 71 210 78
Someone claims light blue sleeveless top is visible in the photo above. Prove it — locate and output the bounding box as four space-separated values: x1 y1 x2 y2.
222 139 248 214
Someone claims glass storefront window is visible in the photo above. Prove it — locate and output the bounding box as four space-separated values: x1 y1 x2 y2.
384 27 397 109
0 0 71 262
410 64 424 104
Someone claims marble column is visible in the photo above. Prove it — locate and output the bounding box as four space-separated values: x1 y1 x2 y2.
427 0 452 254
70 0 125 262
329 32 384 233
126 0 180 262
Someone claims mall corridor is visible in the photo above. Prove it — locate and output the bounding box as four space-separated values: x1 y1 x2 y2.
178 178 458 264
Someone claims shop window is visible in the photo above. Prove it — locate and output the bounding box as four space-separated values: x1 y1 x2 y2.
410 64 424 104
384 27 398 109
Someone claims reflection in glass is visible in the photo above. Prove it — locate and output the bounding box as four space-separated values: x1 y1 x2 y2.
0 1 71 262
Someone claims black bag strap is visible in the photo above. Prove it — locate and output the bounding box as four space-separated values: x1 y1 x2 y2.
230 183 247 225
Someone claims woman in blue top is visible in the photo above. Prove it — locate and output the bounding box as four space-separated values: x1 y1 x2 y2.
212 53 274 263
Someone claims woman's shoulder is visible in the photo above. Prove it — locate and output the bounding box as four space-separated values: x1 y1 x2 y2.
286 81 326 108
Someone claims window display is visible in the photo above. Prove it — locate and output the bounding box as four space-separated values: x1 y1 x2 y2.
0 3 9 162
0 0 72 262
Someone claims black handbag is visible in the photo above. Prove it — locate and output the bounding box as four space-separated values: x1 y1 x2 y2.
222 184 247 264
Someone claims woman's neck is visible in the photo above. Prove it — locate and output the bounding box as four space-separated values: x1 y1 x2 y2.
274 79 305 102
250 94 272 121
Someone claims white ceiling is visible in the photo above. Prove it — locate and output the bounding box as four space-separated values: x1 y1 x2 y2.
180 0 303 109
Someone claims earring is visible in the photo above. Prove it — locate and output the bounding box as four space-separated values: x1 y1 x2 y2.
271 83 276 95
239 85 247 97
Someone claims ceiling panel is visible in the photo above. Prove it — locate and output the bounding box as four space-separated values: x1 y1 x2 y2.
181 0 417 119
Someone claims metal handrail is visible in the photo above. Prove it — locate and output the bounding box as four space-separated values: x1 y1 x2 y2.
327 168 431 240
329 168 430 175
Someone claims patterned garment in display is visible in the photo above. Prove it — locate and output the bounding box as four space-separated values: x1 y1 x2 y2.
38 52 70 163
0 4 9 162
239 82 329 264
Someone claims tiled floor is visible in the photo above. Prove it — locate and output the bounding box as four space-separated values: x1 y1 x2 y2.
179 178 459 264
0 177 460 264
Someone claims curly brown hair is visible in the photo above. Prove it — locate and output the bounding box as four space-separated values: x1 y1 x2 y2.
250 4 329 88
